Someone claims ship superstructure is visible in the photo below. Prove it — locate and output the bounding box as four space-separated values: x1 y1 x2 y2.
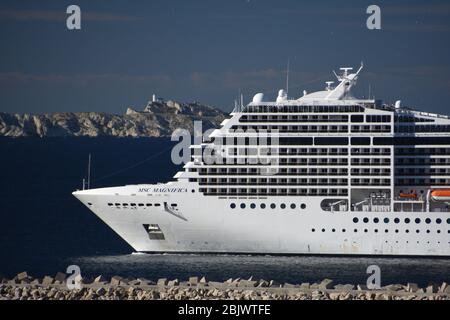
73 65 450 256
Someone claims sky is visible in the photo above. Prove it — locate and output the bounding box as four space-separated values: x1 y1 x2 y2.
0 0 450 114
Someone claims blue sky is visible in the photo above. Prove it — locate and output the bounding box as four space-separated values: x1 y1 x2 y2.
0 0 450 114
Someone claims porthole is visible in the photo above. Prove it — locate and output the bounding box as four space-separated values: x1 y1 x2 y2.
122 203 128 206
437 230 441 234
353 217 359 223
374 229 378 233
364 229 368 233
384 218 389 223
354 229 358 233
363 217 369 223
425 218 431 224
436 218 442 224
230 203 236 209
322 228 326 232
281 203 286 209
146 203 152 207
406 229 409 233
107 203 113 206
271 203 276 209
312 228 316 232
405 218 410 224
426 230 430 233
290 203 296 209
373 218 379 223
416 230 420 233
115 203 120 206
332 228 336 232
250 203 256 209
395 229 399 233
300 204 306 209
138 203 144 207
394 218 400 224
415 218 421 224
240 203 246 209
260 203 266 209
447 218 450 224
191 189 195 193
88 203 93 206
384 229 388 233
130 203 136 207
342 229 346 232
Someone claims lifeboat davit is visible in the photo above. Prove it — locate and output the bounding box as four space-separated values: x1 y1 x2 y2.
431 190 450 201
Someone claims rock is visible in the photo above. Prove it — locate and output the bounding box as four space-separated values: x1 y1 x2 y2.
310 283 319 290
283 283 298 289
357 284 368 291
16 272 28 281
137 278 151 286
383 284 403 292
300 283 310 290
257 280 269 288
238 280 257 288
30 279 40 286
439 282 448 293
334 284 355 291
208 281 224 288
406 283 419 293
110 276 122 286
426 284 438 294
127 279 140 286
94 275 107 283
329 292 341 300
54 272 66 284
96 287 106 295
188 277 199 285
167 279 179 287
199 277 207 284
231 278 241 287
157 278 167 287
269 280 281 288
319 279 334 290
42 276 54 286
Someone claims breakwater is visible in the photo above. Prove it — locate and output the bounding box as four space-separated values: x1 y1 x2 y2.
1 272 449 300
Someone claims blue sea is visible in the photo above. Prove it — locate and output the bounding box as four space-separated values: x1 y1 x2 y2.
0 137 449 286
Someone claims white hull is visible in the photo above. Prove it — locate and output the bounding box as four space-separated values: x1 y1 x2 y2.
73 183 450 256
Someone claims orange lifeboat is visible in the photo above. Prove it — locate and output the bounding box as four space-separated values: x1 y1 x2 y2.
399 190 417 199
431 190 450 201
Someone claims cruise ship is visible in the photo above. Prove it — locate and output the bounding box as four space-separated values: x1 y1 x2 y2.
73 65 450 256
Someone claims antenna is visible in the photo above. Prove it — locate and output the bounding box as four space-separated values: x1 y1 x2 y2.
368 84 372 100
87 153 91 190
286 57 290 95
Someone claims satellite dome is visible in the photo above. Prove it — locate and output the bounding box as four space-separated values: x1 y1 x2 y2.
276 89 287 103
252 93 264 103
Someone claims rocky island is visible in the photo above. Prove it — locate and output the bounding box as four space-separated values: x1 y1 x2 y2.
0 97 228 138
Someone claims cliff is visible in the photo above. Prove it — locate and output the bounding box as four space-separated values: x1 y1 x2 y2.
0 100 228 138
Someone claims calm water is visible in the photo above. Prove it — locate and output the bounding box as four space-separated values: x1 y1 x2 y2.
0 137 449 286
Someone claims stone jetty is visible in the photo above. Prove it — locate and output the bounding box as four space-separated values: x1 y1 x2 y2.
1 272 449 300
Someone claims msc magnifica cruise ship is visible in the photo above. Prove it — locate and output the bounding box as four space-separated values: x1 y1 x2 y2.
74 64 450 256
